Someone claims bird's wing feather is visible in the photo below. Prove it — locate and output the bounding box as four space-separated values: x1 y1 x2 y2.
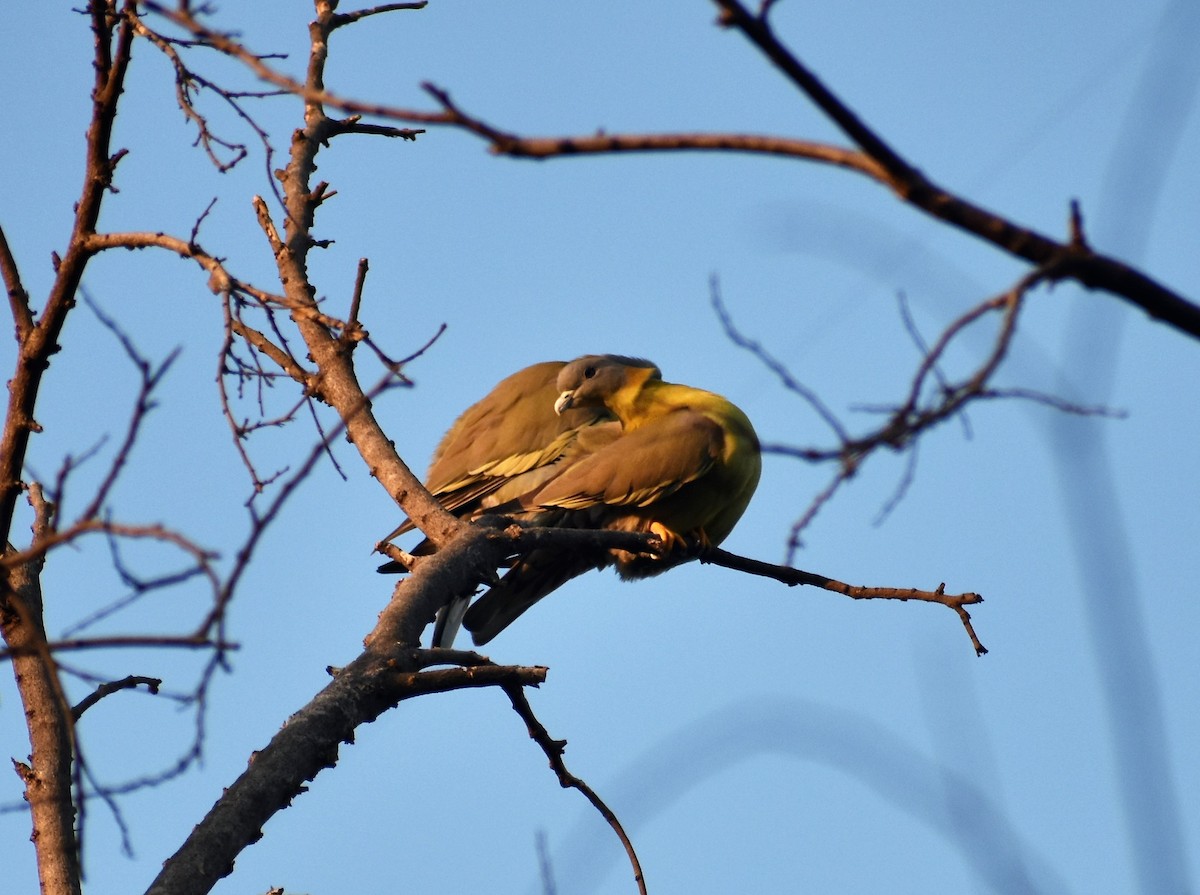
529 409 724 511
462 548 606 646
426 361 596 494
381 362 609 541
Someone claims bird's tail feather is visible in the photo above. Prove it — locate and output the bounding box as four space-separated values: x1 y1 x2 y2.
431 594 472 648
463 549 603 645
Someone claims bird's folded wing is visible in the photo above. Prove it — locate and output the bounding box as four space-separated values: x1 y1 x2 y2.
381 361 609 541
528 409 724 511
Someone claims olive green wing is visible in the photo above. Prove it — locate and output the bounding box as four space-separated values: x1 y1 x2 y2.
377 360 611 649
460 410 727 646
528 409 724 512
380 361 610 542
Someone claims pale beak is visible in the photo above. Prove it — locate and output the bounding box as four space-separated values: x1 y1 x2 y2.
553 391 575 415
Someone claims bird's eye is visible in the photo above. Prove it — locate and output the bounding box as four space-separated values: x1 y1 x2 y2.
583 366 597 379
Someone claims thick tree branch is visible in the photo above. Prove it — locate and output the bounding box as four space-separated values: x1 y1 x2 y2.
418 9 1199 343
244 1 462 549
2 490 82 895
0 9 140 889
144 526 535 895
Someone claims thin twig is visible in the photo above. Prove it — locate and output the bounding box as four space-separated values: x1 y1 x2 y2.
710 275 848 442
0 223 33 337
701 545 987 655
329 1 428 30
72 675 162 721
503 684 648 895
78 290 181 521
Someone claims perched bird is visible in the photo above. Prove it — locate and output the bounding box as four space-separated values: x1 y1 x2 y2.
378 360 616 645
460 354 762 645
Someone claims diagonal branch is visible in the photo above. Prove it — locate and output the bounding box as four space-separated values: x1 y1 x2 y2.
144 525 539 895
239 1 463 550
77 292 181 522
712 0 916 180
137 0 1198 340
503 683 648 895
0 0 138 547
709 0 1200 339
0 223 33 339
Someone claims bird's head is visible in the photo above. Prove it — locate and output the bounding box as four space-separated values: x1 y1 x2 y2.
554 355 661 416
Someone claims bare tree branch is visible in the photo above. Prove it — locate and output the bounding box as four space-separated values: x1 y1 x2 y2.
329 2 429 31
503 683 648 895
77 291 180 522
71 675 162 721
236 4 463 551
709 0 1200 338
413 519 990 654
0 223 33 338
2 487 81 895
142 1 453 128
0 0 137 547
714 270 1032 545
144 524 537 895
1 636 235 660
701 546 987 656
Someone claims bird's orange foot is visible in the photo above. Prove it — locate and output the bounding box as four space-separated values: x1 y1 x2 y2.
648 522 683 556
648 523 711 558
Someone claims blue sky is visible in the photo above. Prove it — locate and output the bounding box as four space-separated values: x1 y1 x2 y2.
2 2 1198 893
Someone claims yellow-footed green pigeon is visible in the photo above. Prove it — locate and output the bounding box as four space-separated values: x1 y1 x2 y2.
378 361 616 645
460 354 761 645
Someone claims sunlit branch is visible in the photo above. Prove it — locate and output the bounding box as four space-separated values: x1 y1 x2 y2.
142 1 454 127
701 546 987 655
329 1 429 30
0 223 33 337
